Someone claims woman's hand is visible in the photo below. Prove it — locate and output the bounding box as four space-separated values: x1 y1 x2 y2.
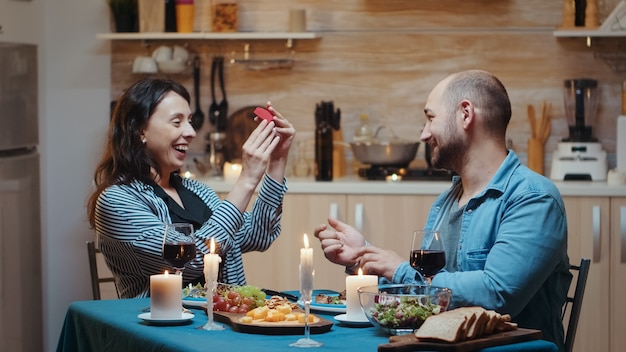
262 102 295 182
238 117 280 185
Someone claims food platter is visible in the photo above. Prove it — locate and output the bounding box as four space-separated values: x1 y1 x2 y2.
212 311 334 335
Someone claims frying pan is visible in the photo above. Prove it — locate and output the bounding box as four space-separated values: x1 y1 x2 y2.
350 140 420 167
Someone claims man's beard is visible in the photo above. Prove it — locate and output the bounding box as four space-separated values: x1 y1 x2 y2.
430 121 465 172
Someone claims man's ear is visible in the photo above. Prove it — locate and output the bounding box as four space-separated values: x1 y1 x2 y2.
459 100 474 129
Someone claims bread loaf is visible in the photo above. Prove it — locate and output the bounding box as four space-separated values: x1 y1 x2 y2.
414 306 517 343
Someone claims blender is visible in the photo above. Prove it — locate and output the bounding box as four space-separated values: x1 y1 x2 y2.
550 79 607 181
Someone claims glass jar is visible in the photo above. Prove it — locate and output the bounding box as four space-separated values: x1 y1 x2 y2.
212 0 238 32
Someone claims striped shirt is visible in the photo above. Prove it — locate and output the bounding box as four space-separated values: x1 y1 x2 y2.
94 174 286 298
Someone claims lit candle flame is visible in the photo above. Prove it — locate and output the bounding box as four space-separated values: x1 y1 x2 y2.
357 268 363 276
164 270 170 277
303 233 309 249
210 238 216 253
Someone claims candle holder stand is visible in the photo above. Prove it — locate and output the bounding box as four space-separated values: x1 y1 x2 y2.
199 280 225 331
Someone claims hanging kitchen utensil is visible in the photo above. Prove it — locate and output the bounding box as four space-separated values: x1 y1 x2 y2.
217 56 228 131
190 57 204 131
208 56 229 132
208 56 220 127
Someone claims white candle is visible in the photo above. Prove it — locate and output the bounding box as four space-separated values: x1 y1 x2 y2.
222 162 242 182
203 238 221 287
150 271 182 319
345 268 378 320
299 233 314 302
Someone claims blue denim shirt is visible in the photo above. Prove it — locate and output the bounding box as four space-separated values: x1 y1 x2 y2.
387 151 571 350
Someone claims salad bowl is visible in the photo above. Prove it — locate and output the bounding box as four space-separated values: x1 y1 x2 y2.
358 284 452 335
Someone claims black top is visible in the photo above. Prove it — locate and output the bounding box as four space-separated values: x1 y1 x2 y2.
152 174 213 230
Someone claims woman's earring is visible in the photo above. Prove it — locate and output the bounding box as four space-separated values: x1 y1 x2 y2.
141 138 147 144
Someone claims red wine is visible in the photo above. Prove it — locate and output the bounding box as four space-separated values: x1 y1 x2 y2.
410 250 445 277
163 243 196 268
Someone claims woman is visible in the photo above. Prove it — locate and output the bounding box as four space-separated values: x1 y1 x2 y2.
87 78 295 298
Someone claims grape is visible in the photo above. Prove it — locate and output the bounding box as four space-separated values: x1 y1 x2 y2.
211 284 267 313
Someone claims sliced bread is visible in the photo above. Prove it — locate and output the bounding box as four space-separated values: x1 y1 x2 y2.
415 311 468 343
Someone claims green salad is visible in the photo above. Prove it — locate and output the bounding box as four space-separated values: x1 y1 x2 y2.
370 297 442 329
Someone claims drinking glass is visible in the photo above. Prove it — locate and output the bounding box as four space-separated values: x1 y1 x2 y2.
410 230 445 285
162 223 196 275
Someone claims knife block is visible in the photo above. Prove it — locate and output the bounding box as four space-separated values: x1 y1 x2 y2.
138 0 165 32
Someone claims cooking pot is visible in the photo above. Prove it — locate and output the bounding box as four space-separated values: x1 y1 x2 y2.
350 140 419 167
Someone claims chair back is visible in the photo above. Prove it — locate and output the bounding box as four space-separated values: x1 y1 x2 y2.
86 240 119 300
562 258 591 352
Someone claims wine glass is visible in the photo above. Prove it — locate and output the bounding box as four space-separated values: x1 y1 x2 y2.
162 223 196 275
410 230 445 285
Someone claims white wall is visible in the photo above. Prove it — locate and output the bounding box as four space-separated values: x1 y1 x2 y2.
1 1 111 350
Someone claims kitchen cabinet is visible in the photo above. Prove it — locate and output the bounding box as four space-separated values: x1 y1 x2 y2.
562 196 611 352
609 197 626 352
345 194 436 262
562 196 626 352
243 194 346 291
242 193 437 292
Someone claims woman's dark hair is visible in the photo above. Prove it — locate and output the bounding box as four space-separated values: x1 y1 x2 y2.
87 78 190 227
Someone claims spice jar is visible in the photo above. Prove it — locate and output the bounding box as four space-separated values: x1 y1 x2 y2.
212 0 238 32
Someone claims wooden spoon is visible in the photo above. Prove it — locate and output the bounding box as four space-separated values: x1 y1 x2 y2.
527 104 537 139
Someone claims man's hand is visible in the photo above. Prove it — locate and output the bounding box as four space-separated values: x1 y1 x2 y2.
357 246 404 281
313 217 366 267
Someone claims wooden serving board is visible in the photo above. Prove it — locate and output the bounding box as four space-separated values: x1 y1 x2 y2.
378 328 542 352
213 311 334 335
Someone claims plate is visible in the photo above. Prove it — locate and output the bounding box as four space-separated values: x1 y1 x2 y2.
297 289 346 313
302 301 346 313
137 312 195 325
182 297 207 308
334 313 372 327
213 311 334 335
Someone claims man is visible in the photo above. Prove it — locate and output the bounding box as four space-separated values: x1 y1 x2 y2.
314 70 571 351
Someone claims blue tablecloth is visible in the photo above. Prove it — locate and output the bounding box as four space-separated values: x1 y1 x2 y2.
56 298 558 352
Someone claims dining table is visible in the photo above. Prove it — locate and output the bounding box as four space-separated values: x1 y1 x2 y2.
56 295 559 352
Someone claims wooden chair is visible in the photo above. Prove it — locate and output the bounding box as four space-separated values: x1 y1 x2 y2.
86 240 119 300
562 258 591 352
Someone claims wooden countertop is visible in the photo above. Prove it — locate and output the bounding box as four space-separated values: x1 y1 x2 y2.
196 176 626 197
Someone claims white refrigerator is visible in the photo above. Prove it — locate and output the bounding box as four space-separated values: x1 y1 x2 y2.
0 42 43 352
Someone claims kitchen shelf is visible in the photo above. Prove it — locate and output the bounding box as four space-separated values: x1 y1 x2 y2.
553 0 626 37
96 32 318 40
553 29 626 37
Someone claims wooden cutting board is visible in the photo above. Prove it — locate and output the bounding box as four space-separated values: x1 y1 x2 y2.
378 328 542 352
213 310 334 335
